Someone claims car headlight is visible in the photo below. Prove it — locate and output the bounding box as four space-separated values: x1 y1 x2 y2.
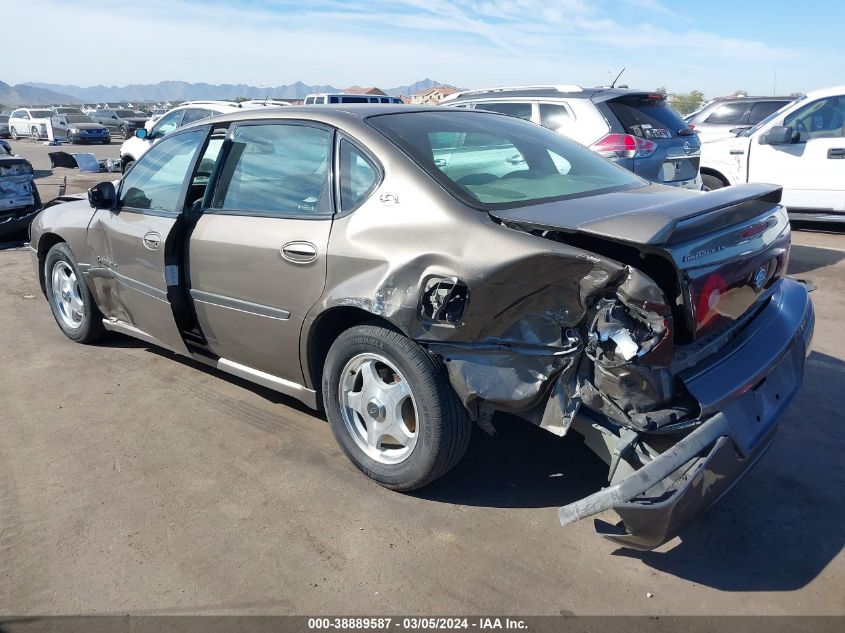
70 128 80 134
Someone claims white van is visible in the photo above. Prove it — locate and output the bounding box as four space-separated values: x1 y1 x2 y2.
303 93 403 105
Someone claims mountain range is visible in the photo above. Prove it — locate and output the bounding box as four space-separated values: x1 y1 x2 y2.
4 78 458 105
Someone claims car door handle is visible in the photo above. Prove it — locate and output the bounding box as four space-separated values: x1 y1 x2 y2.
827 148 845 159
142 231 161 250
281 241 318 264
433 158 447 167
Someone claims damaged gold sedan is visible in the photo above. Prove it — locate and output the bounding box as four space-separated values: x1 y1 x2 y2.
28 106 814 549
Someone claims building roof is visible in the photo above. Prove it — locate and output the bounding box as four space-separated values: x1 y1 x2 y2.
413 86 459 97
344 86 387 95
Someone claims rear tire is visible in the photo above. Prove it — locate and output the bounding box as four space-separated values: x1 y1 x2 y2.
119 125 128 140
44 243 107 344
702 174 726 191
322 324 472 491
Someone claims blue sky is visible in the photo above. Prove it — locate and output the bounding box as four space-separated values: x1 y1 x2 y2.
7 0 844 97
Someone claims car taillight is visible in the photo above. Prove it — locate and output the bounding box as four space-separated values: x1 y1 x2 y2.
687 123 696 130
590 133 657 159
694 272 727 330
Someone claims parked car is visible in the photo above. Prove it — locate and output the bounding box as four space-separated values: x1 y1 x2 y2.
120 100 289 173
92 108 149 140
304 93 404 104
442 85 702 189
8 108 56 140
0 114 9 138
700 86 845 222
686 96 794 142
29 106 813 550
0 142 40 238
52 114 111 144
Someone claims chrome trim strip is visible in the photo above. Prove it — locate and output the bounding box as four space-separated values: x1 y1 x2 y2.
190 289 291 320
217 358 317 409
87 267 169 302
101 318 175 351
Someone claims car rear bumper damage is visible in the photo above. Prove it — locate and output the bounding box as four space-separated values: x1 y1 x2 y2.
558 278 814 549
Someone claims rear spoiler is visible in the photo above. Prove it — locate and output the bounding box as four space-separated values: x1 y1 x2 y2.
577 184 782 245
492 184 783 246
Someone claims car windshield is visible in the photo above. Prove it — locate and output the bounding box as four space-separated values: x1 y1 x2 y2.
30 110 54 118
368 111 644 209
739 96 803 137
66 115 94 124
116 110 139 117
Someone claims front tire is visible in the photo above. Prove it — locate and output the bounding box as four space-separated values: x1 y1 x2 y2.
44 243 106 344
323 324 471 491
30 126 39 140
702 174 726 191
119 125 128 140
10 127 18 140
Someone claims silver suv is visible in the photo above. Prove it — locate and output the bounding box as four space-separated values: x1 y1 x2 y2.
685 96 793 143
442 85 702 189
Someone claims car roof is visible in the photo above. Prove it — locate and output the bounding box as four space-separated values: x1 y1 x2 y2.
804 85 845 99
444 86 658 103
178 104 491 130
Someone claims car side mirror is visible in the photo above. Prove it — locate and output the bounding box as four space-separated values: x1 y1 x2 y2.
134 128 148 139
88 181 117 210
763 125 794 145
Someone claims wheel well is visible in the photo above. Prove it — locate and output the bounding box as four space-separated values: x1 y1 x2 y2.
35 233 66 295
305 306 403 392
700 167 730 187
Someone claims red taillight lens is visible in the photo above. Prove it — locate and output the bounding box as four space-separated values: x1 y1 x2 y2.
590 133 657 159
687 123 696 130
694 272 727 330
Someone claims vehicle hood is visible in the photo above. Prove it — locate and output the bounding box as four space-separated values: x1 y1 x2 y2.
488 183 782 246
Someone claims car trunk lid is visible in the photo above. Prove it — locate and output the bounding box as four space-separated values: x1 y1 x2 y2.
489 183 790 340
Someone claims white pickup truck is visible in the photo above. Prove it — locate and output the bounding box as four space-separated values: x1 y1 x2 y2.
700 85 845 223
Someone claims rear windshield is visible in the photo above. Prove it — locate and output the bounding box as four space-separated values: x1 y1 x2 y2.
368 111 644 210
606 96 689 140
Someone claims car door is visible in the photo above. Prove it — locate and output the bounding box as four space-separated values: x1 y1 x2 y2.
86 126 211 354
749 94 845 211
187 120 334 383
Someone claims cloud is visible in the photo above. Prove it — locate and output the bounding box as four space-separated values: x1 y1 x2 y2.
0 0 814 96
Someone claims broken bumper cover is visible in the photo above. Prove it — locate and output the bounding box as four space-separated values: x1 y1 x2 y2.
559 278 814 550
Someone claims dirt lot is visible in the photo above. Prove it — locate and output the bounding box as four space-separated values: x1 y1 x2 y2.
0 143 843 614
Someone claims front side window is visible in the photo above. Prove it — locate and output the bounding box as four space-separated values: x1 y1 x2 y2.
152 109 185 138
748 101 788 124
119 129 205 212
475 102 533 120
785 96 845 140
339 140 379 212
368 111 643 209
212 123 332 215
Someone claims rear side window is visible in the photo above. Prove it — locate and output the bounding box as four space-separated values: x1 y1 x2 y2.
315 97 326 104
339 140 379 212
539 103 572 131
304 97 314 105
703 102 747 125
475 102 532 120
213 123 332 215
330 96 339 104
181 108 212 125
748 101 788 124
341 96 370 104
607 97 688 139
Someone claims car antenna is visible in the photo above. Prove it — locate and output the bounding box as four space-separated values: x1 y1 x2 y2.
610 67 626 89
